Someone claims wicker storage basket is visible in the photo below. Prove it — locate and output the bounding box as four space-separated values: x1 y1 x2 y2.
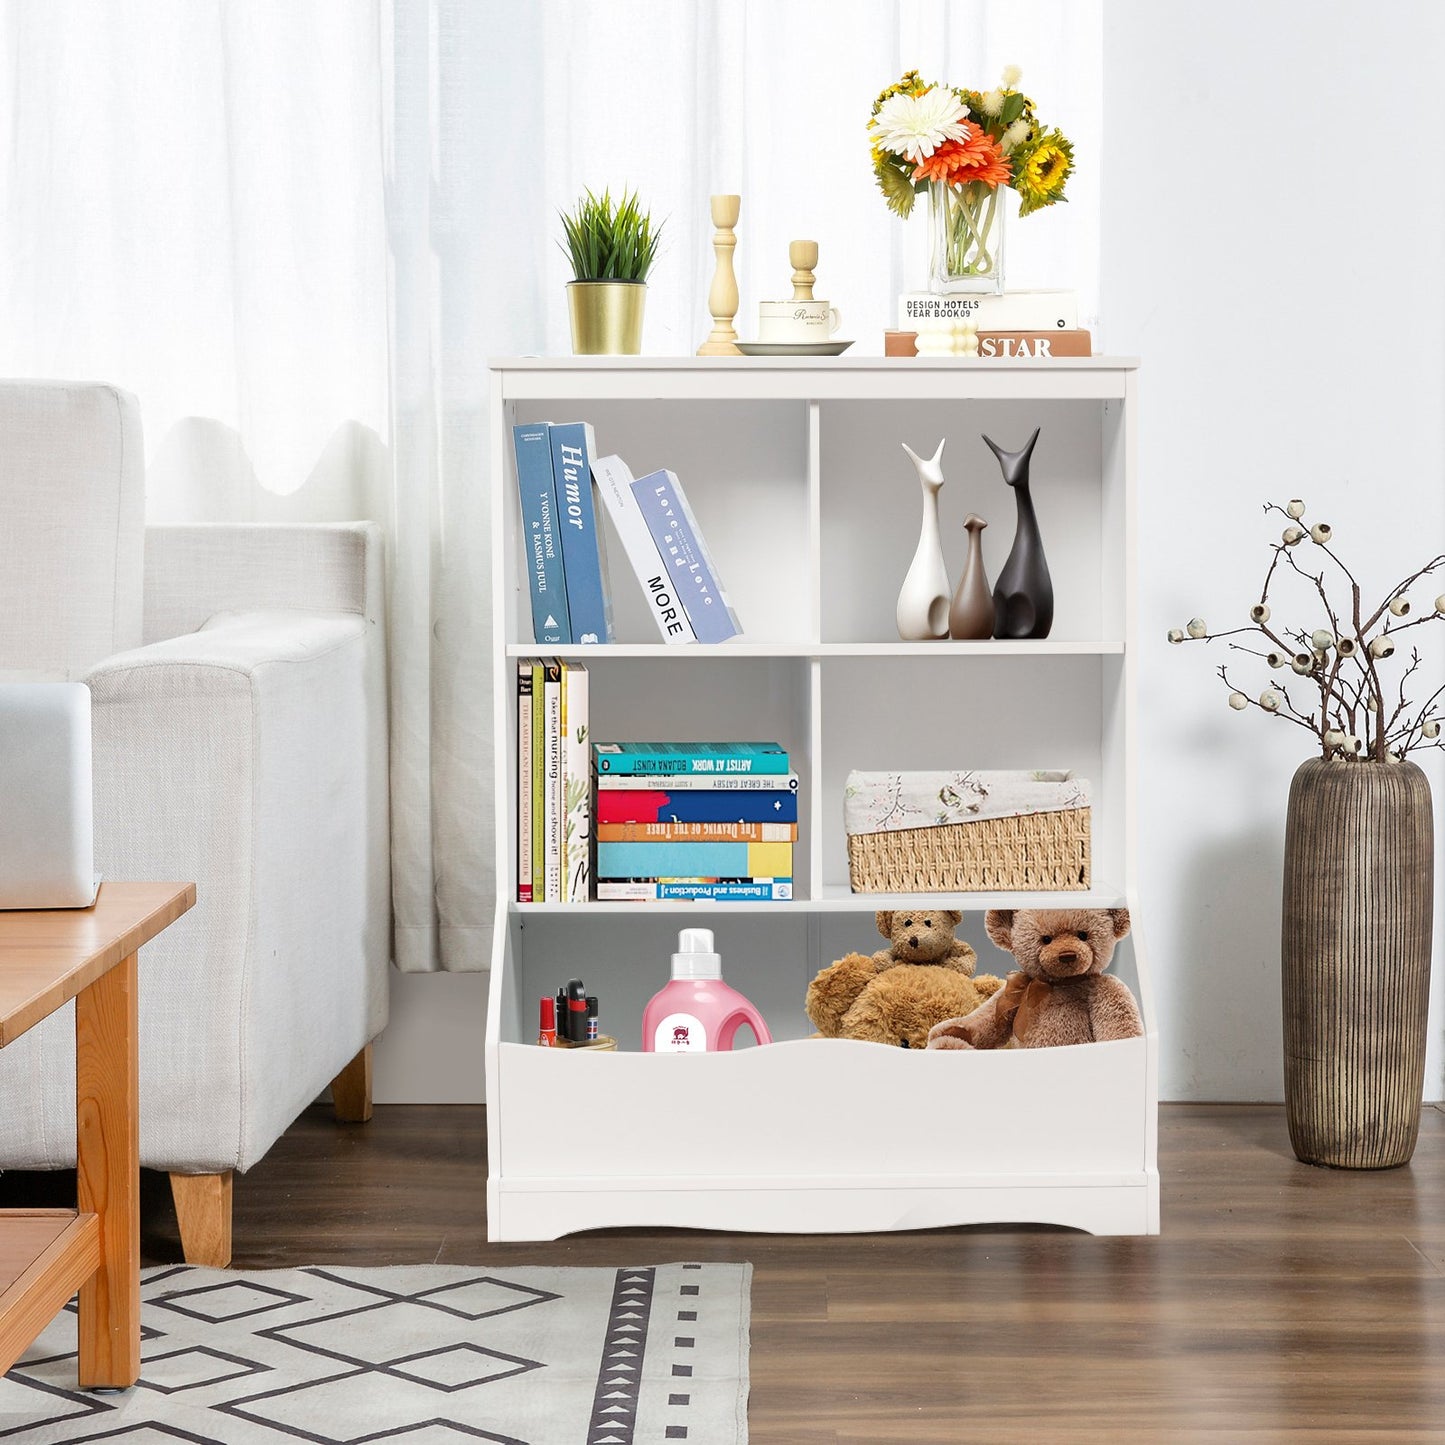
844 770 1091 893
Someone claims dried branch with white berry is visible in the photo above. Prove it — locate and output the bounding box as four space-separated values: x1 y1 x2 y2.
1168 500 1445 763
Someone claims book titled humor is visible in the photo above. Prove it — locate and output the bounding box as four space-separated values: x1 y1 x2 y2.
549 422 614 644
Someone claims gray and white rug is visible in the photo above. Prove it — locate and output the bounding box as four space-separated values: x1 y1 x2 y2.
2 1262 751 1443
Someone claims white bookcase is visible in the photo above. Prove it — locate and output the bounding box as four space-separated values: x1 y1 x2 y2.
486 357 1157 1241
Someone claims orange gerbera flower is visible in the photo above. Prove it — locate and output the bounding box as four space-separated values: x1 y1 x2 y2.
913 121 1012 188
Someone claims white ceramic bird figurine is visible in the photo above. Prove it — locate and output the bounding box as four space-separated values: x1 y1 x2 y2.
896 439 951 640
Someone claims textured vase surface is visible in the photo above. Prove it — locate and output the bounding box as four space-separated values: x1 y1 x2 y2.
1282 758 1434 1168
949 514 993 639
987 428 1053 639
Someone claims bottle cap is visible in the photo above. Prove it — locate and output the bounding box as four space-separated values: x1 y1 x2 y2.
539 996 556 1029
672 927 721 980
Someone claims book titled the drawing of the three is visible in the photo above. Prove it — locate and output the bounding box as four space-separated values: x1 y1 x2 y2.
511 421 742 646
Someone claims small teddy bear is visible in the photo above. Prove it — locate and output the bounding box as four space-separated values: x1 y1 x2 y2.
926 907 1142 1050
806 909 1003 1049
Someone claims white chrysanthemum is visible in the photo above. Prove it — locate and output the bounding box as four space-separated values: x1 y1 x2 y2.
872 88 968 162
981 88 1005 117
1001 64 1023 88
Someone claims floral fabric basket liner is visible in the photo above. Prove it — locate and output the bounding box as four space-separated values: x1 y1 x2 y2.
844 769 1089 836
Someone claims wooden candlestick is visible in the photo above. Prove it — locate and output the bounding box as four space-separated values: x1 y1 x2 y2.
697 194 742 357
789 239 818 301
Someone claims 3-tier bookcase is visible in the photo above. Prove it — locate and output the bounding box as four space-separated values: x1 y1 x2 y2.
486 356 1157 1241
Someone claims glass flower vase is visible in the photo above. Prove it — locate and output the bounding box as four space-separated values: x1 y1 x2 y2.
929 179 1005 295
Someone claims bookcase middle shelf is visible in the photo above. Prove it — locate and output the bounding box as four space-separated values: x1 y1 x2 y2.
504 641 1125 659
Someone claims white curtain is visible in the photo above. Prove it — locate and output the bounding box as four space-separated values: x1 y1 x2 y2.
0 0 1100 972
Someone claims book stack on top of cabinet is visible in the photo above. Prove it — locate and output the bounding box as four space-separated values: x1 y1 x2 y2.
593 743 796 902
512 423 742 646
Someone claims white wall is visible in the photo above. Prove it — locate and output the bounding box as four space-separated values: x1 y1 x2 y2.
1104 0 1445 1100
375 1 1445 1105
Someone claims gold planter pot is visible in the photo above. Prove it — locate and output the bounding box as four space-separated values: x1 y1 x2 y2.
567 281 646 355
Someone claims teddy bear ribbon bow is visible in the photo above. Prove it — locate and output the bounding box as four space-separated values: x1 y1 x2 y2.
995 971 1054 1045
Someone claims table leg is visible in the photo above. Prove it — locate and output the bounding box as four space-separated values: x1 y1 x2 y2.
75 950 140 1388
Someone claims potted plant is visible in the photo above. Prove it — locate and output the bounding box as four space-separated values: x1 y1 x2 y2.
1169 501 1444 1168
868 65 1074 295
558 188 663 356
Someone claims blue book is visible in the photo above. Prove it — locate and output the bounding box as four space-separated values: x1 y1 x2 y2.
594 741 789 776
596 789 799 825
597 840 792 879
631 469 742 644
511 423 570 645
549 422 614 644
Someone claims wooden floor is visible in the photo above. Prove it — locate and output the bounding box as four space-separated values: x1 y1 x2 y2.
5 1103 1444 1441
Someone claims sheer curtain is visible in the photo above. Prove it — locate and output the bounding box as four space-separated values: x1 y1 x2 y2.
0 0 1100 972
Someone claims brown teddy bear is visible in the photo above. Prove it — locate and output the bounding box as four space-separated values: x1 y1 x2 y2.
806 909 1003 1049
926 907 1142 1050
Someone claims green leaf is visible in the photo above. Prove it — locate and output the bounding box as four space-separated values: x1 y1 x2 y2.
557 188 665 281
1001 92 1026 127
876 159 917 219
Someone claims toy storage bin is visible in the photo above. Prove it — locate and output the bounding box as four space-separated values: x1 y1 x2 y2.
845 769 1091 892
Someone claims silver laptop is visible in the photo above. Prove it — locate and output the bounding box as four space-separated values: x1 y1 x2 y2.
0 683 100 908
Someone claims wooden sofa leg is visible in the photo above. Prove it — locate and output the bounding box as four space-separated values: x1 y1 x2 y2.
331 1043 373 1123
170 1171 233 1268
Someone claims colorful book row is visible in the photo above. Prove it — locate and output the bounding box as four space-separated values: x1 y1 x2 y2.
512 422 742 647
516 659 590 903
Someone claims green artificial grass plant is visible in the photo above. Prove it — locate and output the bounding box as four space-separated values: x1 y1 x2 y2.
559 188 663 283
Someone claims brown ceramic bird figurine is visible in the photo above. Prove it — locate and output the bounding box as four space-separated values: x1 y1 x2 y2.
949 514 994 639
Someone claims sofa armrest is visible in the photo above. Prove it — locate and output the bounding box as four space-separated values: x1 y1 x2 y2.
77 610 390 1173
143 522 383 644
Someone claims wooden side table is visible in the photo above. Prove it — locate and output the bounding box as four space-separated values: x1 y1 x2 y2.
0 881 194 1387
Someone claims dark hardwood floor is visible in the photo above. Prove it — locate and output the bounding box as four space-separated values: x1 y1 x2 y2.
5 1103 1444 1441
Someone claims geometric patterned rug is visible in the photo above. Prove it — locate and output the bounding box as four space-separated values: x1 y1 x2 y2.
1 1262 752 1443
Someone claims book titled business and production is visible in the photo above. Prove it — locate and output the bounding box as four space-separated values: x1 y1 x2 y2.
591 453 697 644
594 741 789 776
597 879 794 902
595 787 800 825
560 659 590 903
530 659 545 901
548 422 614 644
511 424 570 645
631 469 742 643
516 660 534 903
542 659 564 902
597 840 793 880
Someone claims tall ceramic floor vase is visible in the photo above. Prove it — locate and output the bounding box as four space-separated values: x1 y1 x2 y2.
1282 758 1434 1169
896 440 950 640
987 427 1053 639
949 514 994 639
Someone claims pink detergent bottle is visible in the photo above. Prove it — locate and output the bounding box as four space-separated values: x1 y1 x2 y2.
642 928 772 1053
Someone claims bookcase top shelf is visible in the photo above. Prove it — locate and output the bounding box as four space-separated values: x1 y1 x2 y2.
492 355 1140 403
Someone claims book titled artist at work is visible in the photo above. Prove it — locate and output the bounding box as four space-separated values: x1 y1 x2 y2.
548 421 614 644
595 741 789 776
631 469 742 643
511 424 570 645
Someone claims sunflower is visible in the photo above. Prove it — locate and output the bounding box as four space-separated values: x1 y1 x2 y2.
1015 128 1073 215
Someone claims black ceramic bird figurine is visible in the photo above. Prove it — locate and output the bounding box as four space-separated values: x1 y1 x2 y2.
986 427 1053 640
